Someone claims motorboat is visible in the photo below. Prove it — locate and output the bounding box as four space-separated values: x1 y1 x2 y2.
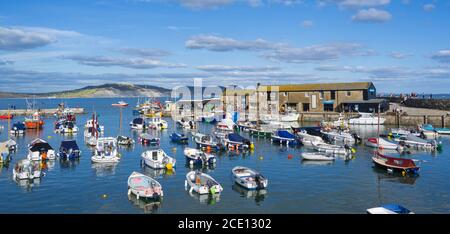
27 138 56 161
367 204 414 214
112 101 129 107
389 128 421 138
237 121 256 132
421 124 450 135
365 137 403 151
249 126 273 138
10 122 26 135
147 117 168 130
127 171 163 200
13 159 42 180
394 133 441 150
372 151 420 174
320 129 361 144
185 171 223 195
138 133 160 145
271 129 299 146
184 147 216 166
0 114 14 119
311 141 353 155
130 117 146 130
301 152 335 161
55 120 78 134
91 137 120 163
169 132 189 143
24 112 44 129
223 133 254 150
292 127 325 146
216 117 236 132
141 149 176 169
176 118 196 130
349 112 385 125
280 112 299 122
117 135 135 146
192 132 222 150
1 139 17 153
58 140 81 160
231 166 268 190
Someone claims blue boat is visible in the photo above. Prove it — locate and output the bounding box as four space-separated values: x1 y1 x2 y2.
271 129 299 146
58 140 81 160
169 132 189 143
224 133 253 150
367 204 414 214
422 124 450 135
10 122 26 135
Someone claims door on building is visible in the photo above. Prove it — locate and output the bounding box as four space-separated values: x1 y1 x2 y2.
302 103 310 112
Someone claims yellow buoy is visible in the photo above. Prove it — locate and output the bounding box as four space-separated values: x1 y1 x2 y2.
402 171 406 177
351 148 356 154
259 156 264 160
250 143 255 150
172 147 177 152
166 163 173 170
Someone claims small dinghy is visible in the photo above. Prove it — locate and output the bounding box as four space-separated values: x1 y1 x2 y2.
13 159 42 180
58 140 81 160
224 133 254 150
127 171 163 200
27 138 56 161
91 137 120 163
184 147 216 166
10 122 26 135
292 127 324 146
2 139 17 153
55 120 78 134
176 119 196 130
231 166 268 190
141 149 176 169
321 129 361 144
271 129 299 146
130 117 146 130
301 152 335 161
193 132 222 150
147 117 168 130
117 135 135 146
365 137 403 151
367 204 414 214
185 171 223 195
421 124 450 135
169 132 189 143
139 133 160 145
394 133 441 150
372 152 420 174
311 141 353 155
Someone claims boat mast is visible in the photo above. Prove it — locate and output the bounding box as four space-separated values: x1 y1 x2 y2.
7 107 11 141
377 103 381 149
119 106 123 136
256 83 260 127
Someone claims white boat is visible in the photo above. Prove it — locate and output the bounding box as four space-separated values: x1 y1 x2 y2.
295 129 324 146
130 117 146 130
117 135 135 146
321 129 360 144
185 171 223 195
86 136 98 147
216 117 236 131
13 159 42 180
365 137 403 150
301 152 335 161
311 141 352 155
91 137 120 163
349 112 385 125
84 119 104 131
192 132 221 149
141 149 176 169
176 119 196 130
55 120 78 134
367 204 414 214
184 147 216 166
322 115 349 128
27 138 56 161
147 117 168 129
390 128 420 137
127 171 163 200
231 166 268 190
280 113 299 122
394 133 440 150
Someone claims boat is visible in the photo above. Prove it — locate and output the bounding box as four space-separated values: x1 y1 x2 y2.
130 117 146 130
176 118 196 130
231 166 268 190
13 159 42 180
321 115 349 129
86 136 98 147
421 124 450 135
301 152 335 161
169 132 189 143
24 112 44 129
147 117 168 129
311 141 353 155
117 135 135 146
84 114 104 137
271 129 299 146
367 204 414 214
372 151 420 174
54 120 78 134
58 140 81 160
192 132 222 150
127 171 163 200
320 129 361 144
112 101 129 107
216 117 236 132
10 122 26 135
223 133 254 150
0 114 14 120
138 133 160 145
237 121 256 132
141 149 176 169
27 138 56 161
394 133 441 150
91 137 120 163
185 171 223 195
349 112 385 125
1 139 17 153
280 112 299 122
365 137 403 151
184 147 216 166
292 127 325 146
249 126 273 138
389 128 421 138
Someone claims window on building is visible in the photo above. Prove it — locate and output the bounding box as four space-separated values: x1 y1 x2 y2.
331 91 335 100
319 91 324 99
346 91 351 96
267 91 271 101
284 92 288 97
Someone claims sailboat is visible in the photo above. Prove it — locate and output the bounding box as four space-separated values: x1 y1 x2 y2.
116 106 134 146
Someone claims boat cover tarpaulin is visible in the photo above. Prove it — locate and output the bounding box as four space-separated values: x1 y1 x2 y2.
227 133 249 143
60 140 79 151
29 142 53 152
382 204 411 214
132 118 144 124
276 130 295 139
12 122 26 130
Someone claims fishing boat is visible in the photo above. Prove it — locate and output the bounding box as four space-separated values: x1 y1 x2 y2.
169 132 189 143
271 129 299 146
421 124 450 135
10 122 26 135
138 133 160 145
223 133 254 150
13 159 42 180
394 133 441 150
0 114 14 119
185 171 223 195
320 129 361 144
301 152 335 161
91 137 120 163
365 137 403 151
141 149 176 169
24 112 44 129
176 118 196 130
311 141 353 155
112 101 129 107
372 152 420 174
367 204 414 214
349 112 385 125
27 138 56 161
54 120 78 134
184 147 216 166
231 166 268 190
147 117 168 129
130 117 146 130
192 132 222 150
58 140 81 160
127 171 163 200
117 135 135 146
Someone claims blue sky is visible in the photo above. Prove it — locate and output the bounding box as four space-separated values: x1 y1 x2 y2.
0 0 449 93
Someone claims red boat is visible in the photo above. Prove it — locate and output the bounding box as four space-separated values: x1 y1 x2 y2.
24 112 44 129
112 101 129 107
0 114 14 120
372 151 420 174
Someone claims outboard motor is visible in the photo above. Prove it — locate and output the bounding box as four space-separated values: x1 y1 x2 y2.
352 133 362 144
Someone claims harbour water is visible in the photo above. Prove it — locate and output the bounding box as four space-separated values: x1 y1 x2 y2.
1 98 449 214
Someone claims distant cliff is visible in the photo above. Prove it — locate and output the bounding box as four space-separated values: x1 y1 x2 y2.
0 83 171 98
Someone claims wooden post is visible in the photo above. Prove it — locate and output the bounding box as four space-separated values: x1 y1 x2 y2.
442 115 445 128
424 115 428 124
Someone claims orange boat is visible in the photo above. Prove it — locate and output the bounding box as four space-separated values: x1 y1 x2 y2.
24 112 44 129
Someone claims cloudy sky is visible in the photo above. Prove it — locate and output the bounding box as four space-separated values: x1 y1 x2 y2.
0 0 449 93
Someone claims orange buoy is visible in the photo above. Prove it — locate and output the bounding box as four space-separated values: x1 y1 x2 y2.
288 154 293 159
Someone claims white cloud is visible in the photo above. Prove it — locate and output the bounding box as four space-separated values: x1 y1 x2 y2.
0 27 55 51
185 34 281 51
179 0 234 9
117 48 171 57
431 50 450 63
301 20 314 28
196 64 280 72
389 52 412 59
318 0 390 8
423 4 435 12
63 55 186 69
352 8 392 23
